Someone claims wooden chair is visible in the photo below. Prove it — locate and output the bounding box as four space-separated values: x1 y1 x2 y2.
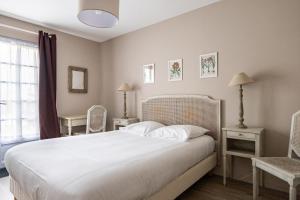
86 105 107 134
252 110 300 200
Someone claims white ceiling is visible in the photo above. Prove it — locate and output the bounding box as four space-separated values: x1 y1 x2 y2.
0 0 220 42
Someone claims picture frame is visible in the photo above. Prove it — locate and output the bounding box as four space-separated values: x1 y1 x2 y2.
68 66 88 93
143 63 155 84
168 59 183 81
200 52 218 78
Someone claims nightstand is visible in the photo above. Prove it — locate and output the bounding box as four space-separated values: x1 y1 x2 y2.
113 118 139 130
222 127 264 186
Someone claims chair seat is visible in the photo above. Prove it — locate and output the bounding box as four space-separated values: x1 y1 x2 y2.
253 157 300 179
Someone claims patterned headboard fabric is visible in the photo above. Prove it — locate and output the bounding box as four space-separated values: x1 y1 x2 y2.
142 95 221 156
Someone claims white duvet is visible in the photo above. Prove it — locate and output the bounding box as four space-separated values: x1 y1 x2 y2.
5 131 215 200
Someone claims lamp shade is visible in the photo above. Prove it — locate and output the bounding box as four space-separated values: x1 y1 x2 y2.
78 0 119 28
228 72 254 87
117 83 131 91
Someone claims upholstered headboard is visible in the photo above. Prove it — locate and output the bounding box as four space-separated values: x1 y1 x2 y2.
142 95 221 158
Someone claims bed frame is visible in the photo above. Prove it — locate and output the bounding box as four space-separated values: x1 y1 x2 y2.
11 95 221 200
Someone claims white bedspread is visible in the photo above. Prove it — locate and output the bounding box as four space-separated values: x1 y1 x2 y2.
5 131 215 200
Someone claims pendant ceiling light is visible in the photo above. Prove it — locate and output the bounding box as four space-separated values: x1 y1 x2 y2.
78 0 119 28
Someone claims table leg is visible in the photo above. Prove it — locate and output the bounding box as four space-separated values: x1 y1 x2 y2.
68 119 72 136
260 170 264 187
289 185 296 200
229 155 233 178
223 155 227 185
59 118 62 135
253 164 259 200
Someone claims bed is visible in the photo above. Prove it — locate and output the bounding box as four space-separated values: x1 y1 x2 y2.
5 95 221 200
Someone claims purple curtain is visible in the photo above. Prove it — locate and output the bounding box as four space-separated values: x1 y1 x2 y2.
38 31 60 139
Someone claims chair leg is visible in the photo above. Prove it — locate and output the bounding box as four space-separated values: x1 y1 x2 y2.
253 165 259 200
289 185 296 200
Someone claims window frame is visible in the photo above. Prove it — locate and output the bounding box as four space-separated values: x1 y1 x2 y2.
0 35 40 144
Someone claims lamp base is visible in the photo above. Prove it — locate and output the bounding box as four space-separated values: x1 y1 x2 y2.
122 116 129 119
237 123 248 129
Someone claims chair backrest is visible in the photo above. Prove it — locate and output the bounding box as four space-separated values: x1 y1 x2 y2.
288 110 300 159
86 105 107 134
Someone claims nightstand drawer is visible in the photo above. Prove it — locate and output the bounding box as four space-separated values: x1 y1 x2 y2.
114 119 122 124
113 118 139 130
119 121 128 126
227 131 255 140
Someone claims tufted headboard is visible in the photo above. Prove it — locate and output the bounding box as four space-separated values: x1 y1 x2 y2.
141 95 221 158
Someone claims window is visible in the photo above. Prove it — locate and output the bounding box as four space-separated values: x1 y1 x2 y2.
0 36 39 144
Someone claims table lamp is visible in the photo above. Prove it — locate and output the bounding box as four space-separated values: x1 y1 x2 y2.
228 72 254 129
117 83 131 119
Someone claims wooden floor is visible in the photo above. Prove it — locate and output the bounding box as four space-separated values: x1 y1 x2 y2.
177 175 292 200
0 175 294 200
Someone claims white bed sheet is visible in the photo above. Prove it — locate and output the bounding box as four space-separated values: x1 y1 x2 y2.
5 131 215 200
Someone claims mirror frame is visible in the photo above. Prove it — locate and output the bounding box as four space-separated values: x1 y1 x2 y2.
68 66 88 93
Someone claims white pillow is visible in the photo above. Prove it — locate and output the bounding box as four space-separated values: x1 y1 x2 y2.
121 121 165 136
146 125 210 141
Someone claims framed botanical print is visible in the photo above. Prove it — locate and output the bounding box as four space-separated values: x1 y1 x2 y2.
143 63 155 84
168 59 183 81
68 66 88 93
200 52 218 78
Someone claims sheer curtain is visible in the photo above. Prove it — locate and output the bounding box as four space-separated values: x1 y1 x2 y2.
0 36 40 144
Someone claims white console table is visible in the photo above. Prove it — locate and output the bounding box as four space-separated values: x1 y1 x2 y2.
60 115 87 136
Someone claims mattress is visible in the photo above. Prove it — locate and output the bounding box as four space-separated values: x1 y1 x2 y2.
5 131 215 200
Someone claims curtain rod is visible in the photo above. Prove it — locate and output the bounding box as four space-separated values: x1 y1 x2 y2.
0 23 38 35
